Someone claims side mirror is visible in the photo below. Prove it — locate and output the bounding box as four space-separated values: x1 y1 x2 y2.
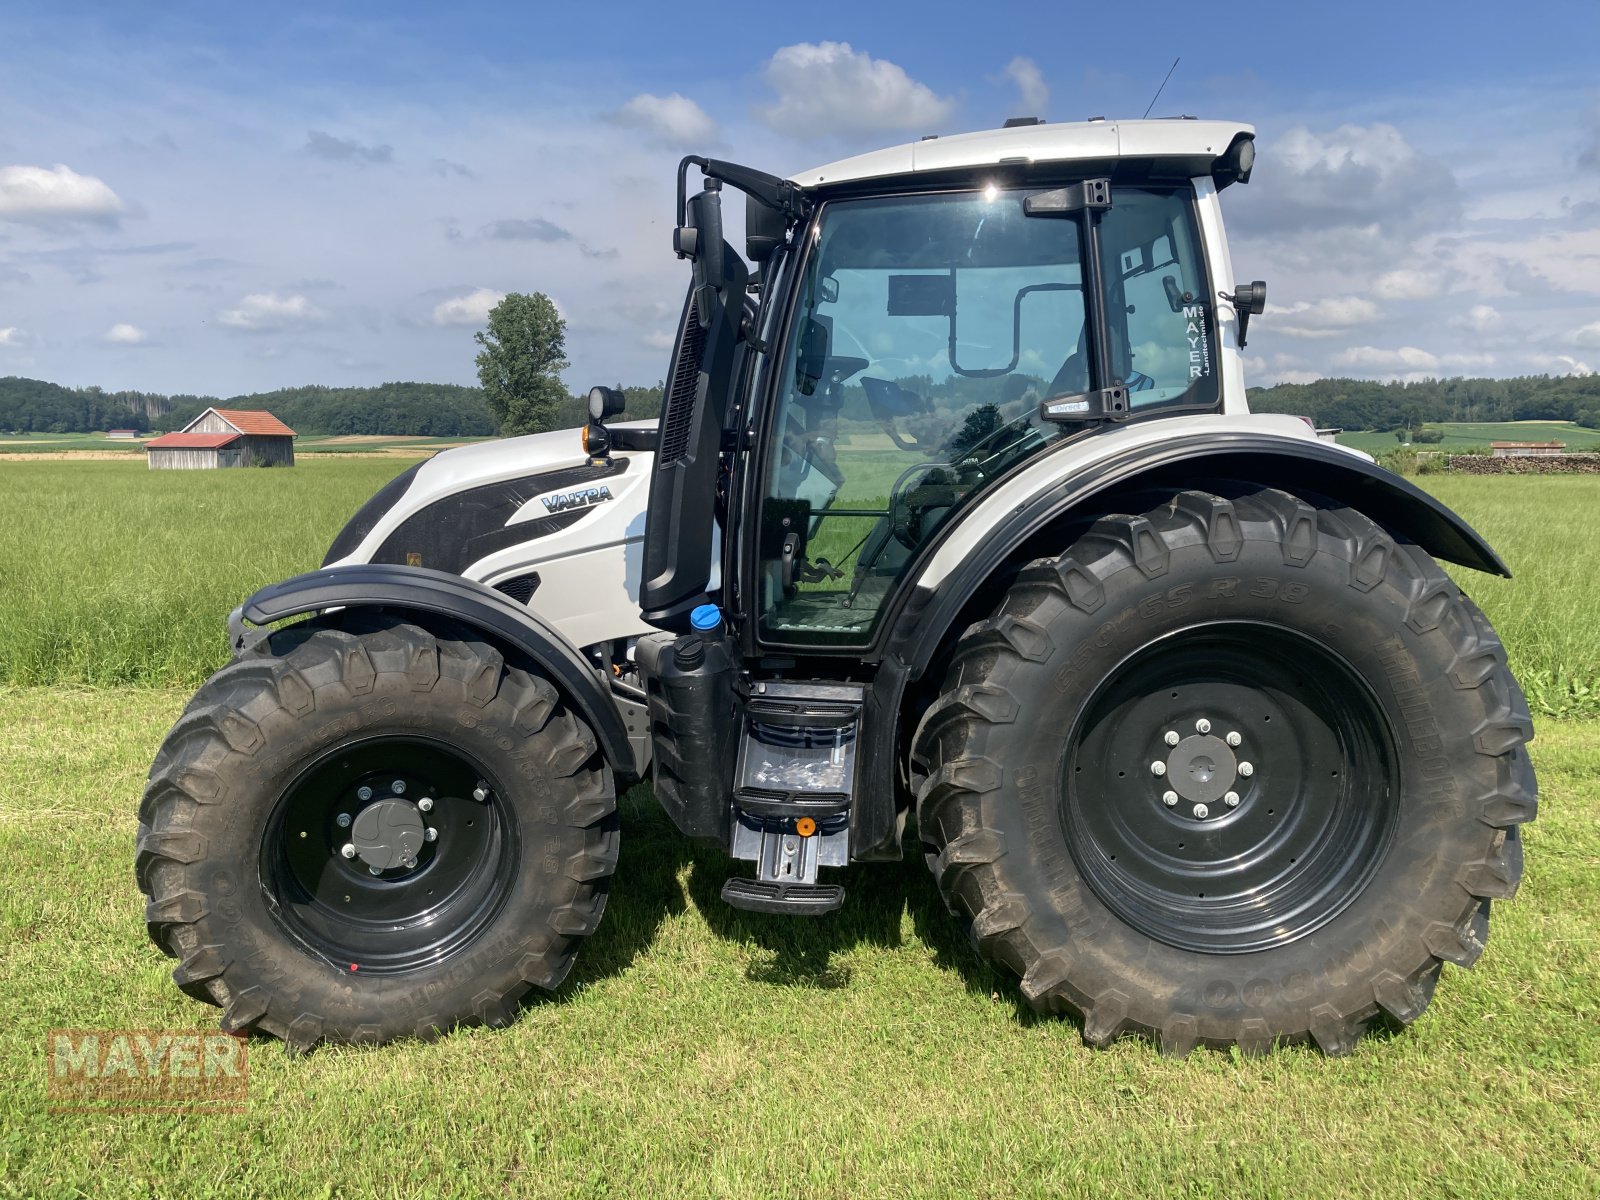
745 194 788 263
587 385 625 422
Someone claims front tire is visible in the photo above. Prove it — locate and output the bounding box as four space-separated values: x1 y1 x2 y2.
136 616 619 1051
914 486 1536 1055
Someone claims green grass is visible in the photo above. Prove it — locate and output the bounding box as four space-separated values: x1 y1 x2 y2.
2 459 1598 715
1338 421 1600 456
0 686 1595 1199
0 459 411 685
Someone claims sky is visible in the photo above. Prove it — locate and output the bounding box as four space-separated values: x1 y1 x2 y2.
1 0 1598 397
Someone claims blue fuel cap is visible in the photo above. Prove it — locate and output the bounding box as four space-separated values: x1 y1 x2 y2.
690 604 723 632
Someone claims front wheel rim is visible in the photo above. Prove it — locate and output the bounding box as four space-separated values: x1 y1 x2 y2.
1062 622 1400 954
260 735 518 975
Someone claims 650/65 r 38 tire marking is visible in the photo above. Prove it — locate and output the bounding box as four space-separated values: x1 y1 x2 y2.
913 485 1536 1056
135 614 619 1052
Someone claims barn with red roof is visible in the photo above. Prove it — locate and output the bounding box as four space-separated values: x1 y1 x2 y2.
145 408 297 469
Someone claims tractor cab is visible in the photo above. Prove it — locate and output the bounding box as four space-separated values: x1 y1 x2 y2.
621 121 1260 647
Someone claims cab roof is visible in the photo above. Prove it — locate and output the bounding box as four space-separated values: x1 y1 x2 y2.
789 118 1254 190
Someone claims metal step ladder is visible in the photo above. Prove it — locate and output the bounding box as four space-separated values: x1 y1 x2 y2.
719 681 862 916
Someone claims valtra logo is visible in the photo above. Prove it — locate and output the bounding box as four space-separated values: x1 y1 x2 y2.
540 484 614 514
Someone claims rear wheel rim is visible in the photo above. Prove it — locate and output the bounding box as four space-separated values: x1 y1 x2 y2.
1062 622 1400 954
261 735 517 975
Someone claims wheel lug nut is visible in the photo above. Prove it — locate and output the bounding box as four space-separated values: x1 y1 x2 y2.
417 796 434 813
1193 803 1209 819
390 779 406 795
357 786 373 802
424 827 438 842
336 812 352 828
1238 762 1254 778
1224 791 1240 807
339 843 357 859
1162 791 1178 807
472 784 490 803
1150 761 1167 777
1226 731 1242 747
1196 718 1211 734
1163 730 1180 746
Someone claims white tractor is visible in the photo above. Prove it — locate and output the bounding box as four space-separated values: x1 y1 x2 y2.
137 117 1535 1055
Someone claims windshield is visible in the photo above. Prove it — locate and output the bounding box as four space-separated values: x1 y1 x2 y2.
755 184 1216 647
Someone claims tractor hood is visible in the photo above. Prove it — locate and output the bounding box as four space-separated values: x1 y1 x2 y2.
320 421 664 650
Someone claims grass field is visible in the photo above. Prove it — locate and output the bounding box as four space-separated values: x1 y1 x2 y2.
1337 420 1600 456
0 688 1595 1198
0 433 479 456
0 452 1598 1196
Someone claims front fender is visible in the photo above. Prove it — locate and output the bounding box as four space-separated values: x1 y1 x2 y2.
229 564 638 782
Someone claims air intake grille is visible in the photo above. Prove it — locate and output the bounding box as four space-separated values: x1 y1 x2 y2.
492 572 541 605
659 315 705 464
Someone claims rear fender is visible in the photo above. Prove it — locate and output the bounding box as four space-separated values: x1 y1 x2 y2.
230 564 640 782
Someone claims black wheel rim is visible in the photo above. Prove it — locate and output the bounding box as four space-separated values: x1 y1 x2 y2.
1062 622 1399 954
260 736 518 975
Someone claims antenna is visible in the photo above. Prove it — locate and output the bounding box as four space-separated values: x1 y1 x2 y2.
1142 57 1180 119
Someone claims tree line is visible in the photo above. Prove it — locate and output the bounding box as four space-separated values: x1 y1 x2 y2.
1247 373 1600 432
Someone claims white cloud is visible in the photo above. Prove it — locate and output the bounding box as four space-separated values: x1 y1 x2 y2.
430 287 505 327
1238 123 1459 243
218 292 326 331
1002 57 1048 116
1571 320 1600 347
1554 355 1594 376
1372 268 1448 300
1332 345 1441 371
756 42 955 140
0 326 24 346
0 163 125 225
104 323 147 344
608 94 716 149
1452 304 1502 335
1262 368 1323 386
1272 295 1381 338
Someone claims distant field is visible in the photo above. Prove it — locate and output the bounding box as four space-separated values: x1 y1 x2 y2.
1338 420 1600 456
0 458 410 685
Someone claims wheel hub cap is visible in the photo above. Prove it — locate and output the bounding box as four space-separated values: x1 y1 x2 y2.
351 798 425 870
1165 733 1237 806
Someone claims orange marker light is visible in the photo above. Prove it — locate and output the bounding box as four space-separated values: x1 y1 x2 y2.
795 817 817 838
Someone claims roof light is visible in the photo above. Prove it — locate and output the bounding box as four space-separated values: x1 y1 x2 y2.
983 182 999 202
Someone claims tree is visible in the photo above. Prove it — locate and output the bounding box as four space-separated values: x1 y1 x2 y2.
473 292 571 435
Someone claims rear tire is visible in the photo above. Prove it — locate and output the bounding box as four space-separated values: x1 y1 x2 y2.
136 616 618 1051
913 486 1536 1055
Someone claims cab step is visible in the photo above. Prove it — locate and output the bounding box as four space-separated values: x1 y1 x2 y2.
720 878 845 916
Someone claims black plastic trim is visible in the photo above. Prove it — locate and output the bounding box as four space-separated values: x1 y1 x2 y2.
322 461 425 566
232 564 637 782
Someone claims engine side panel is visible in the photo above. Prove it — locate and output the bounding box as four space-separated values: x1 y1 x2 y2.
323 424 669 651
